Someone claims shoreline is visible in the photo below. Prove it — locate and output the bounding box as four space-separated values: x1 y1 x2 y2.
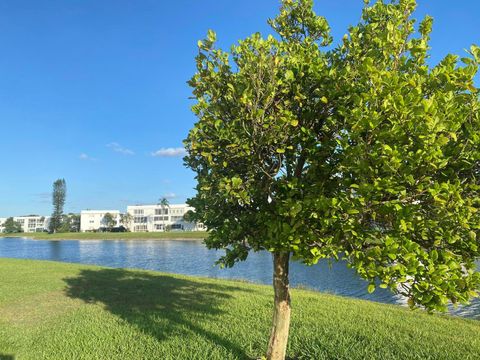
7 237 205 241
0 231 207 241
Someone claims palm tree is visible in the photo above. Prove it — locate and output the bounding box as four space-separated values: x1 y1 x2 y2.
158 197 170 231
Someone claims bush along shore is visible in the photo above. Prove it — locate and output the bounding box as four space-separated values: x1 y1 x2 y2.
0 258 479 359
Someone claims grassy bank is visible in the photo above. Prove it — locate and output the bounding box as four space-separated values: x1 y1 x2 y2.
0 231 207 240
0 259 479 359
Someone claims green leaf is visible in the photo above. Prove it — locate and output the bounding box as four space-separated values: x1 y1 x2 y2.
367 284 375 294
231 177 242 188
387 253 396 260
207 29 216 42
285 70 294 81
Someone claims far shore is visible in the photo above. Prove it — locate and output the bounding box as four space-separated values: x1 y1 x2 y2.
0 231 208 241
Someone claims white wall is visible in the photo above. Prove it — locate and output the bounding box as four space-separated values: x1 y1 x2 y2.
80 210 120 232
126 204 204 232
14 216 50 233
0 218 6 232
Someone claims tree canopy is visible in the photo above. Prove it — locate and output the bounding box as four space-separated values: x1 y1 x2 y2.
59 214 80 233
102 213 117 229
184 0 479 358
120 213 133 231
2 217 22 234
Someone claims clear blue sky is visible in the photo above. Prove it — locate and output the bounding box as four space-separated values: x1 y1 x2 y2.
0 0 478 217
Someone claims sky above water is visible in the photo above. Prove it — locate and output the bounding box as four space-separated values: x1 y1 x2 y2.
0 0 478 217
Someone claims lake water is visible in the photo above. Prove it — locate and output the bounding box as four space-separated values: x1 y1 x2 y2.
1 237 479 319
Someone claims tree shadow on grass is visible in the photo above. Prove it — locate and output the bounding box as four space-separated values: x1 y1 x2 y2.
63 268 253 358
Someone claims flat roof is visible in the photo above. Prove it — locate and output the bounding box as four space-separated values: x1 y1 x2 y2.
127 203 188 207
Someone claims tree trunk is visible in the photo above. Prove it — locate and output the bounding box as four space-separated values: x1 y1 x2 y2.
266 251 291 360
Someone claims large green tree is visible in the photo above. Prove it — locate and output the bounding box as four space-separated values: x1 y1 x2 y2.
49 178 67 233
120 213 133 231
184 0 480 359
102 212 117 230
58 213 80 233
2 217 22 233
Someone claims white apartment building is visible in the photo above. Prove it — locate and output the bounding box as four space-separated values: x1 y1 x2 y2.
80 210 120 232
0 215 50 233
17 215 50 232
127 203 204 232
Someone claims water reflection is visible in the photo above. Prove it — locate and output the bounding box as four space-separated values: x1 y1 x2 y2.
0 237 478 319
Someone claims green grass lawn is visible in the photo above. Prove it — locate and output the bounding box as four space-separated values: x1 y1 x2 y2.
0 259 479 359
0 231 207 240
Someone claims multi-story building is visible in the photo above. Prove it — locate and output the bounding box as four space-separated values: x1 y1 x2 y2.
127 203 204 232
80 210 120 232
20 216 49 232
2 215 50 233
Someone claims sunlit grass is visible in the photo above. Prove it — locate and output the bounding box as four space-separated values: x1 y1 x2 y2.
0 258 479 359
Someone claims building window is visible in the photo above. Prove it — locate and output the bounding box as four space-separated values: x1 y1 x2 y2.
155 208 169 215
134 216 147 224
134 225 148 232
134 209 144 215
153 216 168 222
